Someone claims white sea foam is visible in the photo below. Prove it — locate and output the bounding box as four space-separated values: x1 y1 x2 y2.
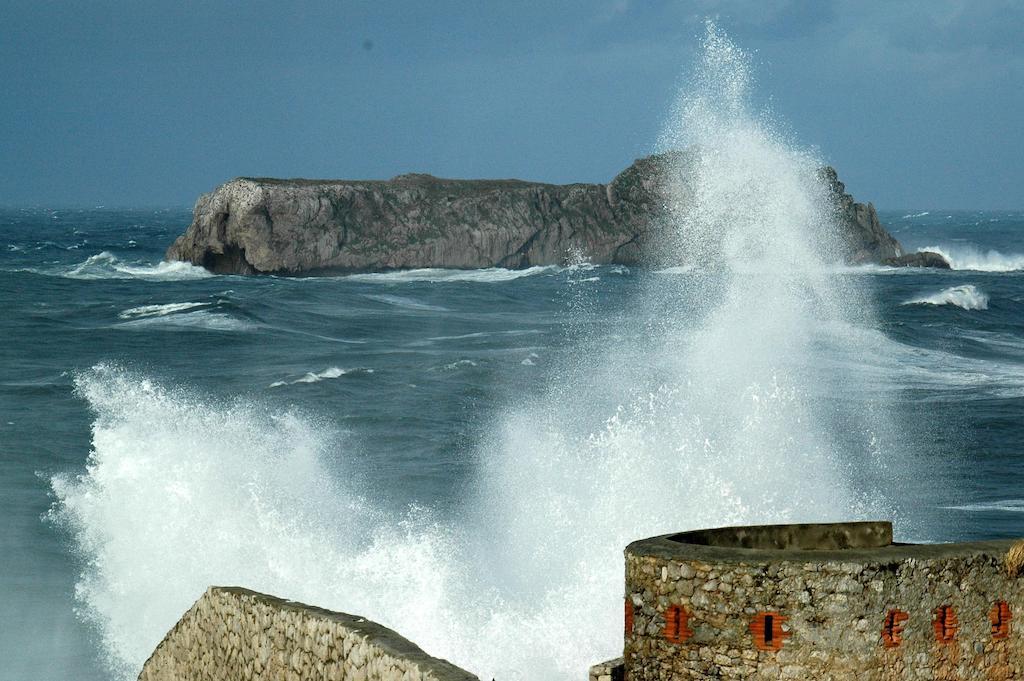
918 245 1024 272
62 251 213 281
118 302 210 319
945 500 1024 513
117 310 255 332
901 211 930 219
904 285 989 310
295 367 348 383
51 25 910 681
436 359 478 371
269 367 369 387
346 266 558 283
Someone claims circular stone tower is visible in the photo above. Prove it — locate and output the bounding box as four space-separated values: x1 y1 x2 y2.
623 522 1024 680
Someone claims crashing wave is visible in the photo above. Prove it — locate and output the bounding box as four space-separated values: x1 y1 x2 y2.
63 251 213 281
49 25 911 681
904 285 989 310
918 245 1024 272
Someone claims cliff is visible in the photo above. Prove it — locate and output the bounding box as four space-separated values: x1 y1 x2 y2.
167 154 909 275
818 166 903 265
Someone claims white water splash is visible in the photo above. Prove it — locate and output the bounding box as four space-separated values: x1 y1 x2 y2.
50 366 459 680
63 251 213 281
51 24 905 681
919 245 1024 272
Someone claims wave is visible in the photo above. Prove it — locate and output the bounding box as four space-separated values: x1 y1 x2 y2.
269 367 371 387
944 500 1024 513
345 265 559 284
48 27 917 681
117 310 255 332
426 332 490 342
57 366 658 681
118 302 210 319
960 331 1024 356
433 359 478 371
918 245 1024 272
900 211 931 219
50 366 461 680
903 285 989 310
846 326 1024 400
362 294 450 312
63 252 213 281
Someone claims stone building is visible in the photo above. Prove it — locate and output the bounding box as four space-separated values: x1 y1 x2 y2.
593 521 1024 680
138 521 1024 680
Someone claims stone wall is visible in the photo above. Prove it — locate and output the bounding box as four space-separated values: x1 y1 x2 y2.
138 586 478 681
623 522 1024 680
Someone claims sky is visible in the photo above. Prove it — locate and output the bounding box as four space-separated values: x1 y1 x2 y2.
1 0 1021 209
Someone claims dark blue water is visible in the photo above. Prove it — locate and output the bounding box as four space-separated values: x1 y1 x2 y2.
3 207 1024 680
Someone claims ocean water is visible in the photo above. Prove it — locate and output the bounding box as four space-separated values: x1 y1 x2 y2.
5 28 1024 681
4 210 1024 681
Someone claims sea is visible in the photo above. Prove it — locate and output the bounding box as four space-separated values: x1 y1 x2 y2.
2 206 1024 680
4 26 1024 681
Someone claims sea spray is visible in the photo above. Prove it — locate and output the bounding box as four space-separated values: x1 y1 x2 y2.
917 245 1024 272
50 365 465 680
51 24 912 681
64 250 212 280
468 22 905 677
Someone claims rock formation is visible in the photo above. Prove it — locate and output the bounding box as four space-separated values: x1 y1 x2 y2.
167 154 946 275
883 251 952 269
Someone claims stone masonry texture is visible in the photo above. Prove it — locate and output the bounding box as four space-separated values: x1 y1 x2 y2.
623 522 1024 680
137 586 478 681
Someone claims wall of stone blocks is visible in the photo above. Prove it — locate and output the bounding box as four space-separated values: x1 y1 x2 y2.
589 657 624 681
138 587 478 681
624 526 1024 680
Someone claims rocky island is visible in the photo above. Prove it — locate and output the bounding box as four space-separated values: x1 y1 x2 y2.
167 154 944 275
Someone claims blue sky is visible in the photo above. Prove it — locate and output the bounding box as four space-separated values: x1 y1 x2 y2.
2 0 1021 208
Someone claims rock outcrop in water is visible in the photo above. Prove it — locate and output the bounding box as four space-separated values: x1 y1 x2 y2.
882 251 952 269
167 154 938 274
